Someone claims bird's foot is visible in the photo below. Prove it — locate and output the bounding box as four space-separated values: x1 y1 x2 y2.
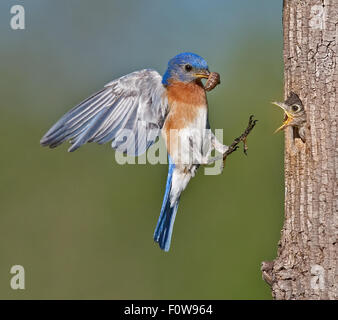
221 115 257 165
206 115 257 169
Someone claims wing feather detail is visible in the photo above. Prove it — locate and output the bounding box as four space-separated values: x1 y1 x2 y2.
40 69 168 155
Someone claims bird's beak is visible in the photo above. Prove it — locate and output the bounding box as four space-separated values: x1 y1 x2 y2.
195 70 210 79
272 101 294 133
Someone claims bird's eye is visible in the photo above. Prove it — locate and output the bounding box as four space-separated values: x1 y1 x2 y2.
185 64 192 72
291 104 300 112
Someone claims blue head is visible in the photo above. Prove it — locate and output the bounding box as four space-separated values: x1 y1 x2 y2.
162 52 210 85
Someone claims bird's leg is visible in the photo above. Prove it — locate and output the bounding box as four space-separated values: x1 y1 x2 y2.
210 132 229 154
207 115 258 168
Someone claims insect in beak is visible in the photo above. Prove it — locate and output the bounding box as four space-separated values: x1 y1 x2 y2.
204 72 221 91
272 101 294 133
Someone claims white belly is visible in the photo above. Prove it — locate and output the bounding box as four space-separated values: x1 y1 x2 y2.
168 107 209 166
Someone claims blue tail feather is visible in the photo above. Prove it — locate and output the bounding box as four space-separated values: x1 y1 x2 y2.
154 157 180 252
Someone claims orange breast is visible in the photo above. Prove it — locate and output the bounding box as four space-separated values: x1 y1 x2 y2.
163 80 208 155
166 80 207 106
164 80 207 130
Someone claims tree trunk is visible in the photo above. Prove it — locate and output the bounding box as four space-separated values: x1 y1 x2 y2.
262 0 337 300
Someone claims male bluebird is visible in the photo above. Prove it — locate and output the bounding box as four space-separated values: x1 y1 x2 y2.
40 52 228 252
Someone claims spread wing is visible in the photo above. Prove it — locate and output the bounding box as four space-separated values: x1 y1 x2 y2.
40 69 168 155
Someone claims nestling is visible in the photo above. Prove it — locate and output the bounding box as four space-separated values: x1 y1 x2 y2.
272 92 307 142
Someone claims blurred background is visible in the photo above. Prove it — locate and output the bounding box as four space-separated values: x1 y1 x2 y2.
0 0 284 299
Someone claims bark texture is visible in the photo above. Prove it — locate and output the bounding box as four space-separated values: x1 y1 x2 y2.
266 0 337 300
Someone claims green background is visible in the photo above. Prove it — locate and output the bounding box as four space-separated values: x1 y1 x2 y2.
0 0 285 299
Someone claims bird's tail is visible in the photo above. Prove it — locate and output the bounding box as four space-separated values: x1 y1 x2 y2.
154 157 180 252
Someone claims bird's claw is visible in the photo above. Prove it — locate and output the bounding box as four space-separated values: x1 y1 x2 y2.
206 116 257 170
240 115 257 156
221 115 258 166
243 137 249 155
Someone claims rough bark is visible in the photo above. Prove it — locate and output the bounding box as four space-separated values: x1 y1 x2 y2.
262 0 337 300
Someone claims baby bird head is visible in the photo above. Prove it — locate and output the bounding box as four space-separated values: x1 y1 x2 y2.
273 92 307 140
162 52 210 85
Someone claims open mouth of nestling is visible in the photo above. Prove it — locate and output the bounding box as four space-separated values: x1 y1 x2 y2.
272 102 293 133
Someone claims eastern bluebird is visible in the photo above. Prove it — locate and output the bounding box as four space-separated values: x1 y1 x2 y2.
273 92 307 142
40 52 228 252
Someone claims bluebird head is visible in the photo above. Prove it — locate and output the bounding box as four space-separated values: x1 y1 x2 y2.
162 52 210 85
